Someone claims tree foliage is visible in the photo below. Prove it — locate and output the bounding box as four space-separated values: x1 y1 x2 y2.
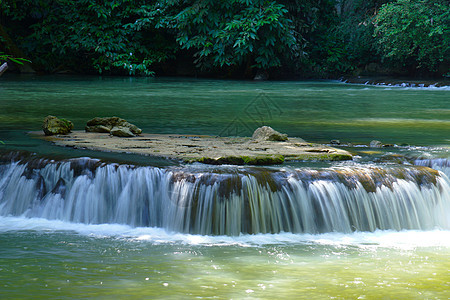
0 52 30 64
374 0 449 73
1 0 448 77
1 0 174 75
158 0 296 71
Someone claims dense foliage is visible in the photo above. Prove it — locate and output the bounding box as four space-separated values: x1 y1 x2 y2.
374 0 450 74
1 0 448 78
160 0 296 71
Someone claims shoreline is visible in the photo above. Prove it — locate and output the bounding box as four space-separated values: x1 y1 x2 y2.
341 76 450 88
37 131 353 165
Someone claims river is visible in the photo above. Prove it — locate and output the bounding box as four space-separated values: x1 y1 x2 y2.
0 75 449 298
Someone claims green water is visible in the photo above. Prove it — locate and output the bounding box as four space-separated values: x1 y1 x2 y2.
1 228 449 299
0 75 449 299
1 75 449 147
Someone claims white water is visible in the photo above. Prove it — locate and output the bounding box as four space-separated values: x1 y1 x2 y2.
1 157 449 236
1 215 450 249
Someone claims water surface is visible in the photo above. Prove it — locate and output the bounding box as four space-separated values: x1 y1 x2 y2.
0 75 449 299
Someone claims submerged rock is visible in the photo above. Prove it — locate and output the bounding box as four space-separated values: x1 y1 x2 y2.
252 126 288 142
370 140 382 148
85 117 142 135
42 115 74 136
110 126 135 137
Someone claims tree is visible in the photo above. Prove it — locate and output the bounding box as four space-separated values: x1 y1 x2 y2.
158 0 296 74
374 0 449 74
1 0 174 75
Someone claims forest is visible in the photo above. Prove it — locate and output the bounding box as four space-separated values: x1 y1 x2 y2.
1 0 449 79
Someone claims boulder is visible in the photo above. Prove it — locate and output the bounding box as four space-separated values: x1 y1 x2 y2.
110 126 135 137
85 125 110 133
370 140 382 148
85 117 142 135
252 126 288 142
42 115 73 136
330 140 341 145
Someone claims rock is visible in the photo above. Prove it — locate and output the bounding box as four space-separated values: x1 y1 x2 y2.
110 126 135 137
85 117 142 135
254 70 269 81
42 115 73 136
195 154 285 165
370 140 382 148
330 140 341 145
252 126 288 142
85 125 110 133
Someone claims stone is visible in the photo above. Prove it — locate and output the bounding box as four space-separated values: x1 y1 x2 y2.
370 140 382 148
254 70 269 81
252 126 288 142
85 125 110 133
43 131 354 165
110 126 135 137
330 140 341 145
42 115 73 136
85 116 142 135
195 154 285 165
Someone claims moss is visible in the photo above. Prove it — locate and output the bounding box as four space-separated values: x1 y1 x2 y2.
185 152 352 164
188 154 285 165
285 153 353 161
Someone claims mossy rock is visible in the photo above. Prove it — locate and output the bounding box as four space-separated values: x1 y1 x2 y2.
285 153 353 161
187 154 285 165
85 116 142 135
42 115 74 136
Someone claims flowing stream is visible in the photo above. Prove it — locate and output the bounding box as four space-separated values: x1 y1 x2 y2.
0 75 449 298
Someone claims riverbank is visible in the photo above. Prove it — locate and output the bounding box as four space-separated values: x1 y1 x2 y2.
38 131 353 165
342 76 450 88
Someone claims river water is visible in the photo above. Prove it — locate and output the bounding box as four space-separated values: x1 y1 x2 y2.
0 75 449 298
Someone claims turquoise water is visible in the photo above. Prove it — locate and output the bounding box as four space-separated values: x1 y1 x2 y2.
0 75 449 298
1 75 449 146
1 220 449 299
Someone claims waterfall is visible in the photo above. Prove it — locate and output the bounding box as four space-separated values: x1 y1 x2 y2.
0 155 448 235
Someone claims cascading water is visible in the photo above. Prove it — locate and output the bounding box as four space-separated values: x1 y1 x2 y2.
1 155 448 235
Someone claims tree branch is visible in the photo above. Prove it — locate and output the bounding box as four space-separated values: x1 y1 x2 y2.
0 62 8 76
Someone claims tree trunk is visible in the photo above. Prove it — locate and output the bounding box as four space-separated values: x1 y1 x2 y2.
0 62 8 76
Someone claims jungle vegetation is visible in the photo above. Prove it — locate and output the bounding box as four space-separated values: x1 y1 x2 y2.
1 0 448 78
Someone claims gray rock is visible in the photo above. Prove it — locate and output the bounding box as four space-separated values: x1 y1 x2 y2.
252 126 288 142
110 126 135 137
122 122 142 135
42 115 73 136
370 140 382 148
85 117 142 135
330 140 341 145
85 125 110 133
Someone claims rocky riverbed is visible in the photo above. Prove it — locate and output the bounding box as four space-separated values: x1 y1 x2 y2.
39 131 353 165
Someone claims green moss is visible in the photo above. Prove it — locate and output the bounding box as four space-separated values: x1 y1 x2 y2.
188 154 285 165
59 118 74 130
285 153 353 161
